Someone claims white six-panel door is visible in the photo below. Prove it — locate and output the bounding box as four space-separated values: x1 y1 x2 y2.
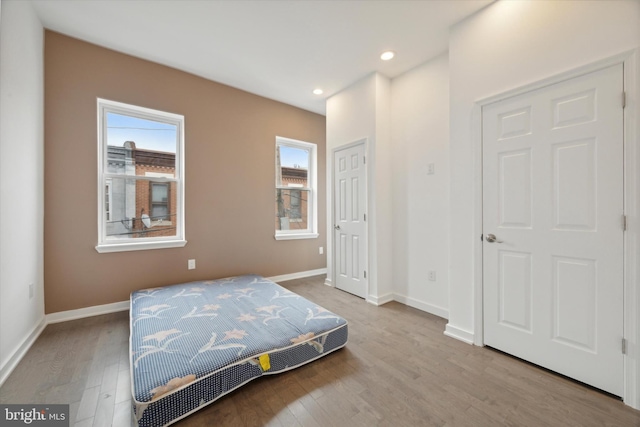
334 142 367 298
482 64 624 396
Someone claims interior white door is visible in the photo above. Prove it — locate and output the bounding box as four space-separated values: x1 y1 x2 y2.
334 142 367 298
482 64 624 396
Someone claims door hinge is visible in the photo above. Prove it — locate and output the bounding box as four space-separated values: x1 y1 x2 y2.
363 156 366 164
364 213 367 221
623 91 626 109
622 214 627 231
622 338 627 355
363 271 367 279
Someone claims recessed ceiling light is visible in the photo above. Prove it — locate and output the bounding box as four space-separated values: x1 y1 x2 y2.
380 51 395 61
313 88 323 95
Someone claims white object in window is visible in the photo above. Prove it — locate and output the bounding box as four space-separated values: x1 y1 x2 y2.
105 179 112 221
96 98 186 253
275 136 318 240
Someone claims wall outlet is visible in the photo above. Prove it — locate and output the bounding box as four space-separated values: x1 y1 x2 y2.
428 270 436 281
427 163 435 175
188 259 196 270
319 246 324 255
29 283 34 299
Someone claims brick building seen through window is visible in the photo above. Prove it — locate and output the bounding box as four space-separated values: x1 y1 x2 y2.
276 165 308 231
106 141 177 239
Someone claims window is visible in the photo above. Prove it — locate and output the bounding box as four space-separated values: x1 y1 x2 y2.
150 182 169 220
96 98 185 253
275 137 318 240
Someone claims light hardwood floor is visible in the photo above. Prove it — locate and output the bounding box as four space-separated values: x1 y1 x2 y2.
1 275 639 426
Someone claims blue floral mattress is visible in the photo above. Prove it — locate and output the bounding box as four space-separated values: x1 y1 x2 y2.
129 274 348 426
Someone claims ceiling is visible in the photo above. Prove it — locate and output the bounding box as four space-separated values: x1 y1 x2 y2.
31 0 493 115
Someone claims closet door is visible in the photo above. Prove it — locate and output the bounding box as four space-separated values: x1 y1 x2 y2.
483 64 624 396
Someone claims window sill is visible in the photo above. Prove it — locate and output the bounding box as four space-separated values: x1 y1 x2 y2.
274 233 319 241
95 239 187 253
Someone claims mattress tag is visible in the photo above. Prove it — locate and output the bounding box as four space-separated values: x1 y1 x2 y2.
259 354 271 371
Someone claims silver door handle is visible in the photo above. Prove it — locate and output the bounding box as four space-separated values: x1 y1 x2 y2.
334 225 341 230
485 234 503 243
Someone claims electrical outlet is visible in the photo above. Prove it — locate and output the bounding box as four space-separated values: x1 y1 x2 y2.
29 283 34 299
319 246 324 255
188 259 196 270
427 163 435 175
428 271 436 281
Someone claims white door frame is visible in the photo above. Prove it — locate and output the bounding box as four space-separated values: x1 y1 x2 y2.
472 50 639 408
330 138 369 299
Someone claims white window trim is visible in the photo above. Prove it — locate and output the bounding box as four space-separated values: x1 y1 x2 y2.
96 98 186 253
275 136 318 241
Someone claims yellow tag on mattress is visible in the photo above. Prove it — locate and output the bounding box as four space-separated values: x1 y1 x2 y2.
259 354 271 371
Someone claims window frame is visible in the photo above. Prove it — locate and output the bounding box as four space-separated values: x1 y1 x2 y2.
96 98 186 253
275 136 318 240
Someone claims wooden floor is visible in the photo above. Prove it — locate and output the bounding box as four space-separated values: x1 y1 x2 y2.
1 275 639 426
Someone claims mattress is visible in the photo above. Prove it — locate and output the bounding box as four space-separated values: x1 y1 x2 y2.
129 274 348 426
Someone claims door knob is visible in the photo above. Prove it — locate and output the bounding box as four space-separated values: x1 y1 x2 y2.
334 225 341 230
485 233 503 243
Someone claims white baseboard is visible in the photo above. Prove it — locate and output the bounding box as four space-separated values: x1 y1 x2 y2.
444 323 475 345
324 277 333 287
46 300 130 324
267 268 327 284
366 292 394 306
393 293 449 319
0 317 46 387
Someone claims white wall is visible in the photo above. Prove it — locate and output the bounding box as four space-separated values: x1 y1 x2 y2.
326 72 393 303
372 74 393 301
0 0 45 383
391 53 450 318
